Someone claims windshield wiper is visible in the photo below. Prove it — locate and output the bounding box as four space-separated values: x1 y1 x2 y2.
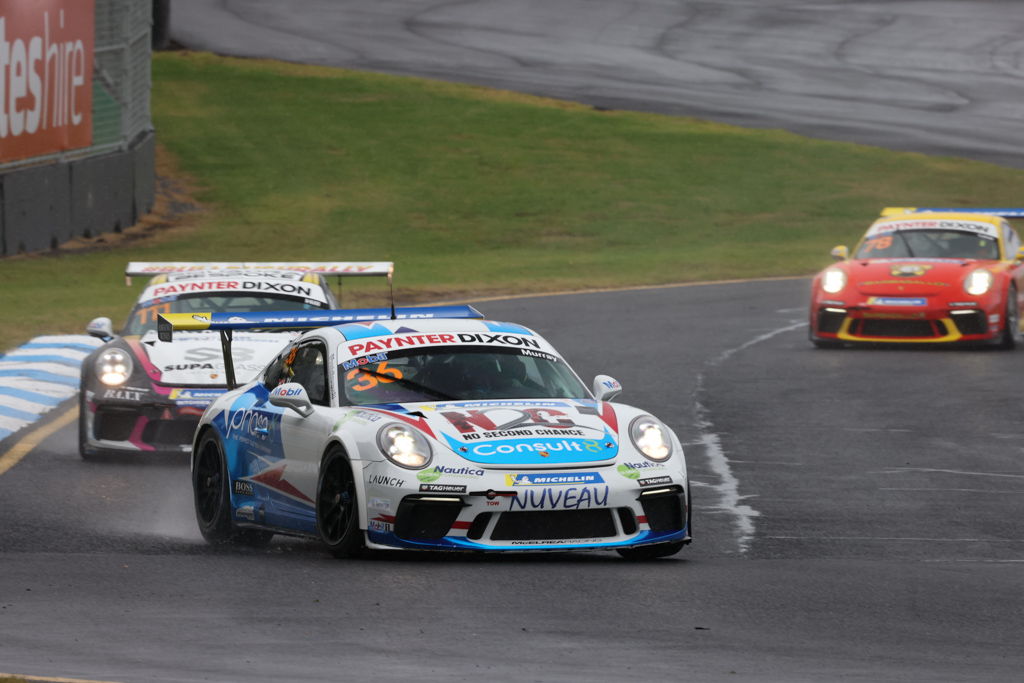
893 230 916 257
350 367 457 401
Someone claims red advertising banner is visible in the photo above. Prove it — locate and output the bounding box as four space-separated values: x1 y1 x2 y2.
0 0 94 163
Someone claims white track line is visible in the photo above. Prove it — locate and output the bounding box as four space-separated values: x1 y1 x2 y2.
693 320 808 553
877 467 1024 480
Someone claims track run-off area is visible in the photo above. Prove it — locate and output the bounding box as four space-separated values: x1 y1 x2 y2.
3 1 1024 681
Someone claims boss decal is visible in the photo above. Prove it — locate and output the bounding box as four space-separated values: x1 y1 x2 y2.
233 480 255 496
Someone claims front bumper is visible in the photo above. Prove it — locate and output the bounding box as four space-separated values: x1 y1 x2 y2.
81 388 215 456
360 462 690 552
811 303 997 344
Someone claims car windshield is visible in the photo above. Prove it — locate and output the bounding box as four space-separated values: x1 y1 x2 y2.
339 345 590 405
123 294 327 335
855 229 1000 260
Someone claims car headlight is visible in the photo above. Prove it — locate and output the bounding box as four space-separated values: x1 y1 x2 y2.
629 416 673 462
95 348 133 386
377 423 432 469
821 267 847 294
964 268 994 296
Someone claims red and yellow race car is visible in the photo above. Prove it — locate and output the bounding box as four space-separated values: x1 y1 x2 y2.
809 208 1024 348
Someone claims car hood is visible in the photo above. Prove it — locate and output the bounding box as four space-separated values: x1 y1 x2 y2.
128 330 295 386
848 258 990 296
364 398 622 468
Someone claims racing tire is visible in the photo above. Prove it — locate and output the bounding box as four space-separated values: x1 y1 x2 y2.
616 540 686 561
316 446 364 559
193 431 274 547
997 285 1018 350
77 390 95 461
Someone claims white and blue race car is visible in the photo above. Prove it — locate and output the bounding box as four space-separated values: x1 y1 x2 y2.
159 306 691 559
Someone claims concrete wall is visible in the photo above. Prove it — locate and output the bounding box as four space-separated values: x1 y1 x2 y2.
1 132 155 256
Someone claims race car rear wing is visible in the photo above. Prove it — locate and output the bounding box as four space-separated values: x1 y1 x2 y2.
156 304 484 389
125 261 396 312
881 207 1024 218
125 261 394 283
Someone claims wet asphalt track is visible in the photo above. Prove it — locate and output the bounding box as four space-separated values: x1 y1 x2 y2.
3 281 1023 682
170 0 1024 169
3 1 1024 681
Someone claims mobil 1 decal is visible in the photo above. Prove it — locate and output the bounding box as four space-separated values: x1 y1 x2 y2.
437 400 619 465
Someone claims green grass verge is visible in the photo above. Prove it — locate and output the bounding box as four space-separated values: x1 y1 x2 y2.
2 51 1023 350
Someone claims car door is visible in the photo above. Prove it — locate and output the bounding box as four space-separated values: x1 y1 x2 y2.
258 338 335 531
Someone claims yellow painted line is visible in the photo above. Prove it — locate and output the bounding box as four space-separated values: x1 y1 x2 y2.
0 405 78 477
433 274 808 306
0 673 123 683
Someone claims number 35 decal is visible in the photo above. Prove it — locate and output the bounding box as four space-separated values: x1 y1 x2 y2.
345 362 403 392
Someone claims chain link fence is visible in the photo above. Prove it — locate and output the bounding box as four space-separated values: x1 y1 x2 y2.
0 0 153 172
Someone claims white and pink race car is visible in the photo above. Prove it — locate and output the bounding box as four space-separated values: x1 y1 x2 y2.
79 261 391 458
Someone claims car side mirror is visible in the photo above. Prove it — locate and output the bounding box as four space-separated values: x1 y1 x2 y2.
86 316 114 340
593 375 622 401
269 383 315 417
830 245 849 261
1015 246 1024 262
